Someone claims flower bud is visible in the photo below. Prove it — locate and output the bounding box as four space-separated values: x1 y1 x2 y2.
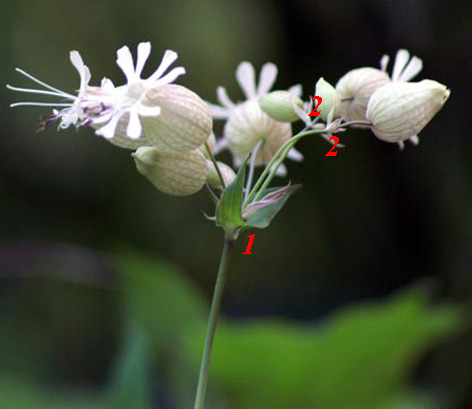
206 160 236 188
335 67 390 122
258 91 304 122
139 84 213 153
225 99 292 165
314 77 341 122
366 80 450 143
132 147 208 196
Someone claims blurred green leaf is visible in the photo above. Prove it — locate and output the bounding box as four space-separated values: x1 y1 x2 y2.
113 252 209 408
190 284 462 409
105 320 152 409
114 252 207 347
0 372 102 409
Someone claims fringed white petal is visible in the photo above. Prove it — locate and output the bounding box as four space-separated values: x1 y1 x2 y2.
217 86 235 109
236 61 257 99
391 49 411 81
100 77 115 92
207 102 230 119
135 42 151 78
116 45 136 83
275 163 287 177
152 66 186 87
287 147 303 162
137 103 161 117
126 107 142 139
257 62 278 96
288 84 303 98
148 49 178 81
380 55 390 72
70 51 91 94
409 135 419 145
96 113 123 139
397 56 422 82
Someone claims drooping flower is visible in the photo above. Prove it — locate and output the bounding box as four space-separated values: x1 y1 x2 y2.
335 49 423 123
208 61 302 174
366 79 450 144
9 42 212 152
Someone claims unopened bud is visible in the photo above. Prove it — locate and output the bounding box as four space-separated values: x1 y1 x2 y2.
206 160 236 188
132 147 208 196
366 79 450 143
314 77 340 122
335 67 390 123
258 91 304 123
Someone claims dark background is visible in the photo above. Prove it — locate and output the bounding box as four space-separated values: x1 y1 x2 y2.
0 0 471 408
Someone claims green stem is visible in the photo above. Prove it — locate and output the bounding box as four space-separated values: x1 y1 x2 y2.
244 139 264 202
205 142 226 189
193 234 235 409
243 128 326 206
341 120 372 127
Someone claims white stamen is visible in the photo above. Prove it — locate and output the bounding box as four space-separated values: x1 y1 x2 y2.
6 84 74 99
14 68 75 99
10 102 73 107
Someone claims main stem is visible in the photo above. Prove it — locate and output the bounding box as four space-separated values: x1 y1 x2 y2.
193 234 236 409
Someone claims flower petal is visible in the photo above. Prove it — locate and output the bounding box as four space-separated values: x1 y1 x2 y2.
217 86 235 109
116 45 136 83
391 49 410 81
398 56 422 82
96 113 123 139
257 62 277 96
236 61 257 99
287 147 303 162
137 103 161 117
126 107 142 139
207 102 230 119
135 42 151 78
70 51 91 94
148 49 178 81
152 66 186 86
380 54 390 72
288 84 302 97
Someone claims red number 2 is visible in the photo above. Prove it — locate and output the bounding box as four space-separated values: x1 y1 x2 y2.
242 234 255 254
308 96 322 117
325 136 339 156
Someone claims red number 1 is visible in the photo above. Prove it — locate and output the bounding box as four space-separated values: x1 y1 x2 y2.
242 234 255 254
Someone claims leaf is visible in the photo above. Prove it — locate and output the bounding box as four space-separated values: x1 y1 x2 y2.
243 184 301 229
215 156 248 235
195 284 463 409
105 320 153 409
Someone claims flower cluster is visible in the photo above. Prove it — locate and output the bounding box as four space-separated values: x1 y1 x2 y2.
9 46 450 202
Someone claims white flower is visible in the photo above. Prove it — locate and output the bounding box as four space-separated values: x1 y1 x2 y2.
92 43 185 140
8 42 193 147
208 61 303 174
366 79 450 144
335 49 423 123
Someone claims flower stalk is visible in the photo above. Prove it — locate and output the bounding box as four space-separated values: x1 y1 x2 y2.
193 234 236 409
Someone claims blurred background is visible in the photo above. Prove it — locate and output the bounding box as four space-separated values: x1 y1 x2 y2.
0 0 471 408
